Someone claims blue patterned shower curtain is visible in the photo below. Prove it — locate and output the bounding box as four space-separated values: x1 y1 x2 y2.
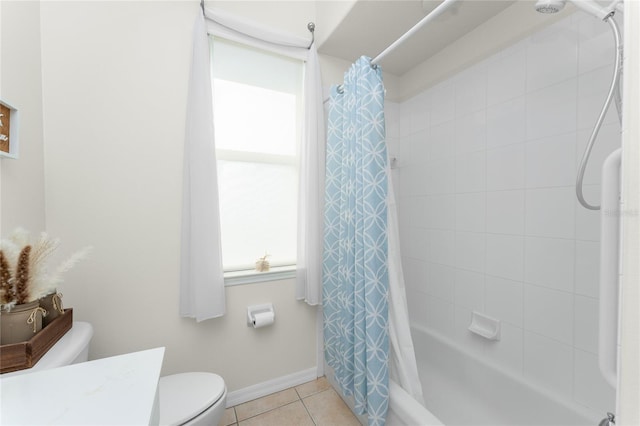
323 56 389 426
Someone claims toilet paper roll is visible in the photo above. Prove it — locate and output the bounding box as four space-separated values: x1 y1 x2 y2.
252 311 275 328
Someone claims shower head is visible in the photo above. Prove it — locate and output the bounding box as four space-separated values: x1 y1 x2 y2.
535 0 620 20
535 0 566 14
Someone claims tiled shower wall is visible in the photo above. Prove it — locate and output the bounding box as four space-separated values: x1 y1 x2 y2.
389 12 621 415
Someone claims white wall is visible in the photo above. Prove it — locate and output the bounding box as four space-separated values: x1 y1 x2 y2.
395 11 619 420
38 0 316 394
0 1 46 235
398 0 571 102
314 0 357 47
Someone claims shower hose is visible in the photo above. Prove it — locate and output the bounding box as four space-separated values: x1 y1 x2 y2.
576 13 623 210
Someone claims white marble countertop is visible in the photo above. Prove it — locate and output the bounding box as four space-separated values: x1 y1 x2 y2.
0 347 165 425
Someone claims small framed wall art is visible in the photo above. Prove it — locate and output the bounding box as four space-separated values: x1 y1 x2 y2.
0 99 19 159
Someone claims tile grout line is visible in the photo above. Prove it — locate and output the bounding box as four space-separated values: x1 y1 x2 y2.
228 379 332 426
298 389 319 426
232 385 308 424
232 407 238 426
236 400 303 424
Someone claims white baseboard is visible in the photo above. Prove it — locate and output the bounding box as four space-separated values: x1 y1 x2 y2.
226 367 318 408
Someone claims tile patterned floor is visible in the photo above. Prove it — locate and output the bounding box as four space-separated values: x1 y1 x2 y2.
220 377 362 426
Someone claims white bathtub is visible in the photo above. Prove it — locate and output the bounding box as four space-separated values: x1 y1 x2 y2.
387 379 443 426
387 324 600 426
336 323 600 425
326 363 443 426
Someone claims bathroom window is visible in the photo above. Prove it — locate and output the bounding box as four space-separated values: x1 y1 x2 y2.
211 37 303 274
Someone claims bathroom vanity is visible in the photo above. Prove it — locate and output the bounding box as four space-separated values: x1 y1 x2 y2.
0 347 165 425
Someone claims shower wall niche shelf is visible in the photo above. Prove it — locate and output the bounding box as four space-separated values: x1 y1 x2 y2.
468 311 501 341
0 99 19 159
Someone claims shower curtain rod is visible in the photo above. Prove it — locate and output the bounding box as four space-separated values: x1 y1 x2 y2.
370 0 459 66
327 0 458 97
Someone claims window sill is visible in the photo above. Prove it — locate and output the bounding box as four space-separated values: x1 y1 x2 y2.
224 265 296 286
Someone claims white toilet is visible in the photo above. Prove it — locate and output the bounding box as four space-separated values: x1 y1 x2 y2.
159 372 226 426
3 321 227 426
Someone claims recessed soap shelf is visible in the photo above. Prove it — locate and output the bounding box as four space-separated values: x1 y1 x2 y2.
468 311 501 341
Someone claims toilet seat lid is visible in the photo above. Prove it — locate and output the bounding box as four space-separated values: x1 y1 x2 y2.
159 372 225 426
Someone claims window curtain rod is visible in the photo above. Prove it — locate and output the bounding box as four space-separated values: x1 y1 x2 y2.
370 0 459 66
200 0 315 49
307 22 315 49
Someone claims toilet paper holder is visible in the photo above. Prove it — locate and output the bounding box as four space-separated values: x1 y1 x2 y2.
247 303 275 327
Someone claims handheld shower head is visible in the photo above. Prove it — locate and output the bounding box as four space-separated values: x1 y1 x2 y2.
535 0 567 13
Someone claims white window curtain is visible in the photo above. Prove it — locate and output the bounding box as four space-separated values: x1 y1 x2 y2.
205 7 325 306
181 11 225 322
296 45 325 306
180 6 325 321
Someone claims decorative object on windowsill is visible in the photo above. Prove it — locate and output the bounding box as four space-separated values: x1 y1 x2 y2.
255 252 270 272
0 99 19 159
0 228 91 345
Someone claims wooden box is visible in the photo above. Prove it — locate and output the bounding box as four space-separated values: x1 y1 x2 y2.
0 308 73 374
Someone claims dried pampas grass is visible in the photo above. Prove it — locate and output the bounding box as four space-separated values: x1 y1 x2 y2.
0 235 21 275
29 245 93 301
0 228 92 308
0 250 16 306
14 245 32 305
8 228 30 249
27 232 62 301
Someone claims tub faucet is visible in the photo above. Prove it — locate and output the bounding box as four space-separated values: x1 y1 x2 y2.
599 412 615 426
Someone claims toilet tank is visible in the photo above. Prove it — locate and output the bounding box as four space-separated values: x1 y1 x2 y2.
1 322 93 378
